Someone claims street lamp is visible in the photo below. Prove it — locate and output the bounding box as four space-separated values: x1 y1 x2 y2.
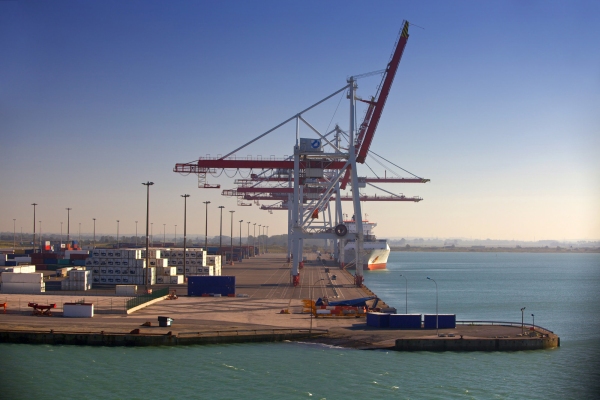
142 181 154 291
203 201 211 250
253 223 256 256
116 220 120 248
151 223 153 246
311 278 325 333
521 307 526 335
239 220 243 258
258 224 262 254
400 274 408 314
93 218 96 250
531 313 535 332
182 194 190 280
229 210 235 265
31 203 37 253
218 206 225 255
135 221 138 246
66 208 72 242
246 221 251 257
427 277 438 336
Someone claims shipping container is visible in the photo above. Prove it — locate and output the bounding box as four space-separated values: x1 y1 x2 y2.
366 312 390 328
188 276 235 296
63 303 94 318
388 314 422 329
423 314 456 329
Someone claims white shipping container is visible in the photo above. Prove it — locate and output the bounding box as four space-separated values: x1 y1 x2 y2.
156 276 165 284
170 275 184 284
0 265 37 274
115 285 137 296
1 272 44 284
63 303 94 318
1 282 45 294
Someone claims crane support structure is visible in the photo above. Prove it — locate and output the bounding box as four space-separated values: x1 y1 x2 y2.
174 20 425 288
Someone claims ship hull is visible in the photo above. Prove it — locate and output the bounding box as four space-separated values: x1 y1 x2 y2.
343 241 390 270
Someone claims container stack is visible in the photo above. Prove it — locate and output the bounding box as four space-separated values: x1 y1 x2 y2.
0 265 36 274
87 249 162 285
61 269 92 291
161 249 207 275
205 255 222 276
0 272 45 293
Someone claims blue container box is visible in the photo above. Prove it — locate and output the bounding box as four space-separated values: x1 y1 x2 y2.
389 314 422 329
188 276 235 296
4 261 17 266
367 312 390 328
424 314 456 329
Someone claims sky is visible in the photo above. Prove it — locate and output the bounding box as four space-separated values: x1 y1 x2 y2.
1 0 599 241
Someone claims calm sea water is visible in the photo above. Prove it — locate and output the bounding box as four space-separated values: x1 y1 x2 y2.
2 252 599 399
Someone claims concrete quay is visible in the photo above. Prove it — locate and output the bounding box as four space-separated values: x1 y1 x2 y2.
0 253 559 351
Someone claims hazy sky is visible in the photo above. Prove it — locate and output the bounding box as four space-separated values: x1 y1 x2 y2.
1 1 599 241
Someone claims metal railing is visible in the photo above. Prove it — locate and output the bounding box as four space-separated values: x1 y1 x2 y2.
126 287 169 310
457 320 554 333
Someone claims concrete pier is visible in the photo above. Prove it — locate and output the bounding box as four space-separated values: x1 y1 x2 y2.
0 253 559 351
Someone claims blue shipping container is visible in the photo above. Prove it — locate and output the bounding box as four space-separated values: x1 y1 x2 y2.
389 314 422 329
188 276 235 296
423 314 456 329
366 312 390 328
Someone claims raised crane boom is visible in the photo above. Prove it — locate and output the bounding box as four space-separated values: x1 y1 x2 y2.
355 21 410 164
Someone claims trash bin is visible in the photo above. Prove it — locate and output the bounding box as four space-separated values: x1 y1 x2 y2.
158 316 173 327
331 275 337 280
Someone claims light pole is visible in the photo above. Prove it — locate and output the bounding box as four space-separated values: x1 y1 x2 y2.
229 210 235 265
142 181 154 291
135 221 138 246
218 206 225 255
93 218 96 250
531 313 535 332
521 307 526 335
116 220 120 248
66 207 72 242
203 201 211 250
311 278 325 333
182 194 190 280
400 274 408 314
151 223 153 246
163 223 166 247
266 226 269 253
427 277 438 336
13 219 16 250
258 224 262 254
253 223 256 256
246 221 251 257
31 203 37 253
239 220 243 258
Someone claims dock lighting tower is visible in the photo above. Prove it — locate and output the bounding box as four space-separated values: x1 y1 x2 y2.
311 278 325 333
239 219 243 251
258 225 262 254
203 201 211 250
151 223 153 246
400 274 408 314
521 307 526 335
142 181 154 291
163 224 166 247
31 203 37 253
253 223 256 255
247 222 251 255
13 219 16 250
93 218 96 250
182 194 190 279
135 221 138 246
531 313 535 331
66 208 72 242
218 206 225 255
427 277 438 336
229 210 235 265
116 220 120 248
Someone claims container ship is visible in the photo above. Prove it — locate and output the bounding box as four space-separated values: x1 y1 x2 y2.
343 219 390 270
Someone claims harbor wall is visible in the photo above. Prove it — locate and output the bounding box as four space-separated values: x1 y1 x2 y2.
394 336 559 351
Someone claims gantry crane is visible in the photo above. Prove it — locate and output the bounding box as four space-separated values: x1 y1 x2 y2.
174 21 423 287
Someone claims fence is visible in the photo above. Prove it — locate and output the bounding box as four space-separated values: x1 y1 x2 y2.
126 287 169 310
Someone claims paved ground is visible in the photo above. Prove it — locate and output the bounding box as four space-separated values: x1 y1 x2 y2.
0 253 554 349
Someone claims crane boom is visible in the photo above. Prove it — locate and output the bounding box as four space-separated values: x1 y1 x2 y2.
355 21 410 164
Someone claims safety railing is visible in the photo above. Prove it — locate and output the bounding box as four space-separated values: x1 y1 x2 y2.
457 320 554 333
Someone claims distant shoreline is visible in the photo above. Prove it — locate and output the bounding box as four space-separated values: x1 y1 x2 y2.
390 246 600 253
